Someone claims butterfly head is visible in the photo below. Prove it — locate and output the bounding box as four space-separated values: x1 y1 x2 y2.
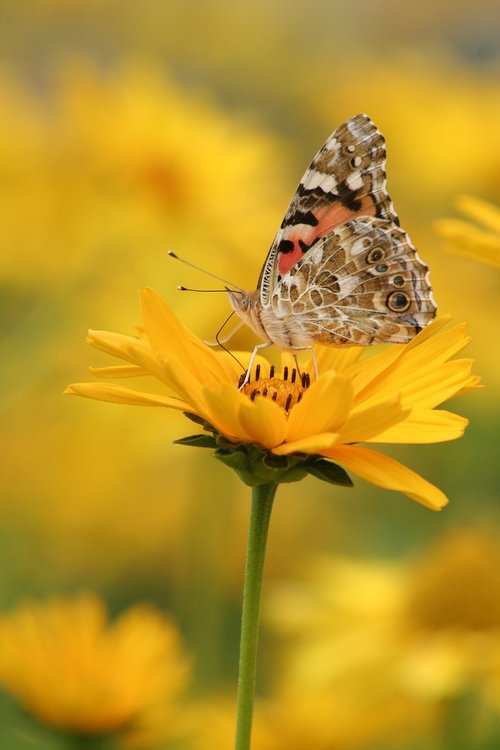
227 289 267 341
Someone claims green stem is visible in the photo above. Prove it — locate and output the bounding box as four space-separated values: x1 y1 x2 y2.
234 482 278 750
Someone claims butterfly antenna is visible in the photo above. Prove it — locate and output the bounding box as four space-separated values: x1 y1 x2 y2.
178 286 229 293
168 251 245 293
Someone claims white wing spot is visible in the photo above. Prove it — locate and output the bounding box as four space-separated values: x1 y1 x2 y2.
309 243 325 265
303 169 338 193
324 137 339 152
346 171 364 191
351 237 370 256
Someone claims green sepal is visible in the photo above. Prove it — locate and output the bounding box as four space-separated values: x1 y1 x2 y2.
305 458 353 487
174 433 218 449
213 444 352 489
183 412 216 432
177 413 353 489
214 444 309 487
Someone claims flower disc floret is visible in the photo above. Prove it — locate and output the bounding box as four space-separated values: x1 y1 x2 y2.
240 364 311 412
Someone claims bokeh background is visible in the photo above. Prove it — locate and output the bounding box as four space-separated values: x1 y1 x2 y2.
1 1 499 748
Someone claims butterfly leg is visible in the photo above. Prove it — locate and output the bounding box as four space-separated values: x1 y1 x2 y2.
292 354 302 379
239 341 272 390
310 347 319 380
289 346 318 381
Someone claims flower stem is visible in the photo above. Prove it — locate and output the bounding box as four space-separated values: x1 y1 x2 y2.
234 481 278 750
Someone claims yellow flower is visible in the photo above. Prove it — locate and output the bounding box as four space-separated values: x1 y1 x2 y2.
0 594 190 741
191 691 431 750
66 288 480 510
266 530 500 722
435 195 500 268
401 530 500 703
263 535 500 749
0 63 284 296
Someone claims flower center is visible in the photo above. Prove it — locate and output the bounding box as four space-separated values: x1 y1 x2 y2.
239 364 310 412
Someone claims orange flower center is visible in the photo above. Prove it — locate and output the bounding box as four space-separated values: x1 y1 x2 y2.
239 364 310 412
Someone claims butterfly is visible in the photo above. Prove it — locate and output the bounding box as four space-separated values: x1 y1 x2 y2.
227 114 437 380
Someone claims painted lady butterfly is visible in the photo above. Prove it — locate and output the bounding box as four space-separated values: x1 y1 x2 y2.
227 114 437 378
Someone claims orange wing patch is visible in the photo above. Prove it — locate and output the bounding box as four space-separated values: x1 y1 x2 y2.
277 195 378 277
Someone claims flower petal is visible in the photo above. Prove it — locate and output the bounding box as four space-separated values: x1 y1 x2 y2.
395 359 480 410
310 344 364 375
201 384 254 443
436 217 500 266
89 365 148 377
348 346 405 398
353 325 472 409
403 314 453 350
86 329 169 385
286 372 353 442
456 194 500 233
272 432 339 456
337 398 408 443
157 352 208 413
238 396 287 450
65 383 193 410
141 287 227 384
322 445 448 510
367 409 468 443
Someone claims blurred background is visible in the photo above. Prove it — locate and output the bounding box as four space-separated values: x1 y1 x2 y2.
0 1 499 748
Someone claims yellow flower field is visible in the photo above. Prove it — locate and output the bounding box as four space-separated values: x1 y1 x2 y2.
0 1 498 748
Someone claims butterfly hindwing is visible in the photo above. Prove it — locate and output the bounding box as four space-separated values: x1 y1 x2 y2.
269 216 437 346
259 114 399 305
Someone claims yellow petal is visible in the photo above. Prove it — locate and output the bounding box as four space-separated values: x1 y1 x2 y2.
337 398 408 443
286 372 353 442
395 359 480 409
157 352 208 413
238 396 287 450
87 329 169 385
323 445 448 510
456 195 500 233
404 314 453 350
272 432 339 456
213 349 249 383
349 318 454 402
65 383 192 410
89 365 148 377
354 325 472 408
201 384 254 443
403 322 470 360
349 346 404 398
436 218 500 267
367 409 468 443
140 287 225 383
313 344 364 374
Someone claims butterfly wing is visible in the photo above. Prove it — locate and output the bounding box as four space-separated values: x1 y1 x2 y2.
259 114 399 305
269 216 437 346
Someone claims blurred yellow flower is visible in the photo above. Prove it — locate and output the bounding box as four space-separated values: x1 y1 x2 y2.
191 690 431 750
435 195 500 268
266 530 500 742
67 287 479 510
401 530 500 702
0 63 284 302
0 594 190 742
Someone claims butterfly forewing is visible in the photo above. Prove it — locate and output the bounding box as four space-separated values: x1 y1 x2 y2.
259 114 399 306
